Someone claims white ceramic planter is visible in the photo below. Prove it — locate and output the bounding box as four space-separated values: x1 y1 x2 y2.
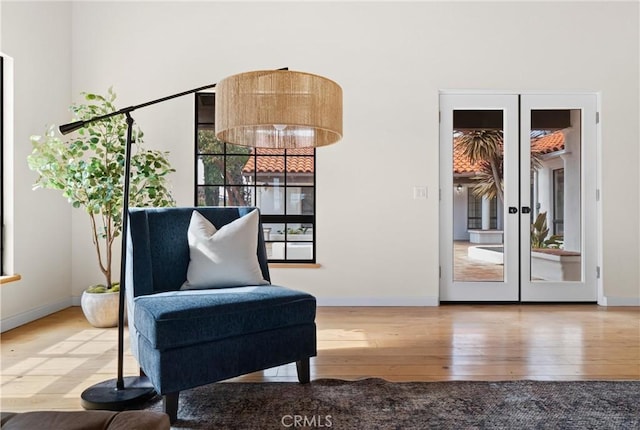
80 290 121 328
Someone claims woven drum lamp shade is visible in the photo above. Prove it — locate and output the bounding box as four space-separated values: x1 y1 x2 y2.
215 70 342 148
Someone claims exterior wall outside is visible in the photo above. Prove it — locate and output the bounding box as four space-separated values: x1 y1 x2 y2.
453 187 503 243
563 112 582 252
453 187 468 241
535 159 562 225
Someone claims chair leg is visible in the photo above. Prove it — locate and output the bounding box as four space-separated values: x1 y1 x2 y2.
296 358 310 384
163 392 179 424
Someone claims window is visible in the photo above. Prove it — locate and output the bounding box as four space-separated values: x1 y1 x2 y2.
467 192 497 229
194 93 316 263
1 53 18 280
1 55 5 275
552 168 564 235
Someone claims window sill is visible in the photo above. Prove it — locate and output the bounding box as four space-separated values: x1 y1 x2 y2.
0 274 22 285
269 263 321 269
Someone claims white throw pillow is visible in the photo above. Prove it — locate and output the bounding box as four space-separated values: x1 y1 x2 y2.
181 210 270 290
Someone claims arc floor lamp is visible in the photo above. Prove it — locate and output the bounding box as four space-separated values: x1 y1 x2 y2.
59 69 342 410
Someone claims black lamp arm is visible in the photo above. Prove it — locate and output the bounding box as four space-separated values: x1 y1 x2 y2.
59 67 289 135
59 82 218 135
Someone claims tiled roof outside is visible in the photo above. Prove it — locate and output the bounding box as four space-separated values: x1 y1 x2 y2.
453 143 483 174
530 131 565 155
454 131 565 174
242 149 314 173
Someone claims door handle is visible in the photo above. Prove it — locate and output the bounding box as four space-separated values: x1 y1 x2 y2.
508 207 518 214
521 206 531 214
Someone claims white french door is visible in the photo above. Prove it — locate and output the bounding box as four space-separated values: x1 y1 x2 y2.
439 93 598 302
439 94 520 301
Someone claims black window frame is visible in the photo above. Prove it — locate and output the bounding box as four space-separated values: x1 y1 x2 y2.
194 92 317 264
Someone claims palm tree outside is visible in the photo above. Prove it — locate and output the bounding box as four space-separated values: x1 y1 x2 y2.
455 129 543 216
455 129 504 204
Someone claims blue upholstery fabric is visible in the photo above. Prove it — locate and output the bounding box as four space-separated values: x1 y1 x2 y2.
125 206 317 406
138 324 317 394
134 286 316 350
128 207 270 297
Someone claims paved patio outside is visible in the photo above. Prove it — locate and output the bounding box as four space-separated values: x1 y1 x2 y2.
454 241 504 282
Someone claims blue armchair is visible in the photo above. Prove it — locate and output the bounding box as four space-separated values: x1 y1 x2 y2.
125 207 317 423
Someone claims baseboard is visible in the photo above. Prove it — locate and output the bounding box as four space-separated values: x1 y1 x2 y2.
316 296 439 306
598 296 640 306
0 298 73 333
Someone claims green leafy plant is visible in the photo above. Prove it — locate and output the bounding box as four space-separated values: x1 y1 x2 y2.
530 211 563 249
86 282 119 294
28 88 175 290
456 129 544 203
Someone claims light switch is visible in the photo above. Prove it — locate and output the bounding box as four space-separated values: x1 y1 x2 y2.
413 186 428 199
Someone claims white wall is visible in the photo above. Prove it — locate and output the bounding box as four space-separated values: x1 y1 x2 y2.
66 1 639 306
3 1 639 318
1 1 73 331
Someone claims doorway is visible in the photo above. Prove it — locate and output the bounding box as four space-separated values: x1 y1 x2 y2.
439 93 598 302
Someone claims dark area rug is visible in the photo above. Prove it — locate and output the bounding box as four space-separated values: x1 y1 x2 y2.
145 378 640 429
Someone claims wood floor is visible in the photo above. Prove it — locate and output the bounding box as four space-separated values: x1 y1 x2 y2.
1 305 639 411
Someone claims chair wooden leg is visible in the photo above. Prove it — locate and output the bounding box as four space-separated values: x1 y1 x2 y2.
163 392 179 424
296 358 310 384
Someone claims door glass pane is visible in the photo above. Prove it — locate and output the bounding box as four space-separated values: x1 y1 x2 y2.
529 109 582 282
452 110 505 282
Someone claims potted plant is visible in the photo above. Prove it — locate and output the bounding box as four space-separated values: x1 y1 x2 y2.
530 211 563 249
28 88 175 327
81 283 121 328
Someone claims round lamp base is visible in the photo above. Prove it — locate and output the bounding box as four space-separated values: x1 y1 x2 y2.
80 376 156 410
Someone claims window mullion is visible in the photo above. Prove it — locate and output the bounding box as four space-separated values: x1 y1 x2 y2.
253 149 257 210
283 150 288 260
